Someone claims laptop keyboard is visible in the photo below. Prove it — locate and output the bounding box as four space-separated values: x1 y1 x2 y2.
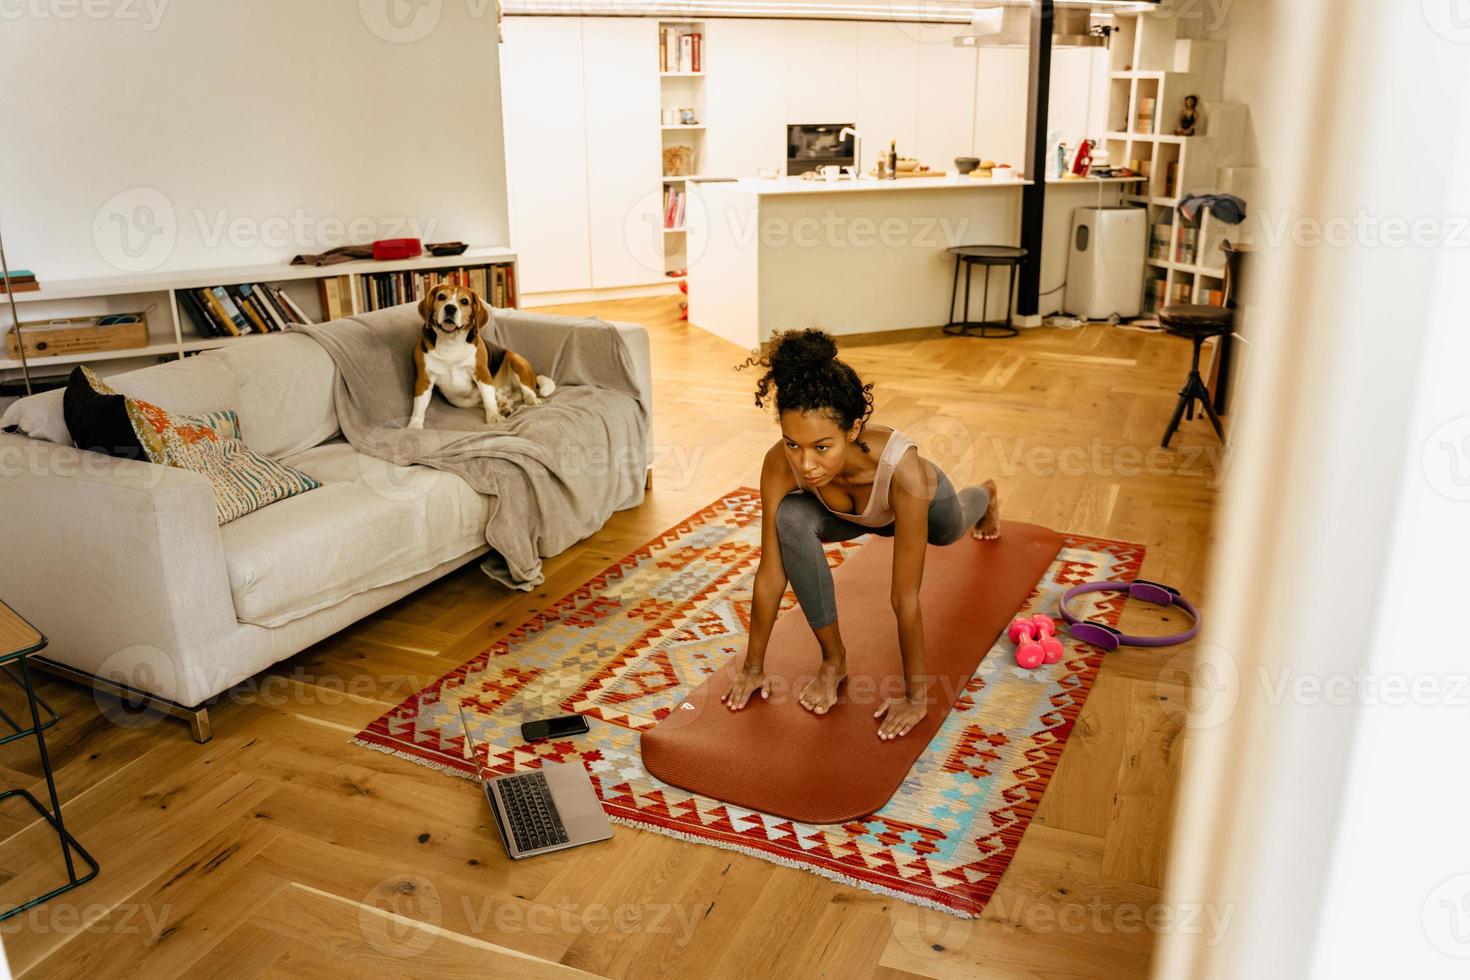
498 770 570 852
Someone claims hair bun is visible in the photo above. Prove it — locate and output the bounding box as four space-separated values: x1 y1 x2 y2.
768 328 838 381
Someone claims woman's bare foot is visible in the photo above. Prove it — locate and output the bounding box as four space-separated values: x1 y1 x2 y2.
799 661 846 715
973 479 1001 540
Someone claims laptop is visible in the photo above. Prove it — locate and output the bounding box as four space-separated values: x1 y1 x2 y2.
457 705 613 860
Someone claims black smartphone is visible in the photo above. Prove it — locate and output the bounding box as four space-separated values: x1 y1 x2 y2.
520 714 590 742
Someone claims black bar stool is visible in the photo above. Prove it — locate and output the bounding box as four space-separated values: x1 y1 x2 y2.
1158 242 1243 448
944 245 1027 338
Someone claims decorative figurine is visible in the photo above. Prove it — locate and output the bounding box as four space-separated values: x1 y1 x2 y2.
1175 95 1201 136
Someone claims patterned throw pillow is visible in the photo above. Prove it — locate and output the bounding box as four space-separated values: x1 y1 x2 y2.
63 366 319 525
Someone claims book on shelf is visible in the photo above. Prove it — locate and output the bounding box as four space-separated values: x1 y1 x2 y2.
0 269 39 294
660 27 702 72
1150 222 1172 260
181 282 311 339
318 276 350 321
662 187 686 229
1142 277 1167 315
1172 223 1199 264
354 262 519 314
1136 97 1156 134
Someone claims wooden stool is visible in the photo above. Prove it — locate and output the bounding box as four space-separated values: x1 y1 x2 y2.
1158 307 1231 447
944 245 1027 338
1158 241 1244 448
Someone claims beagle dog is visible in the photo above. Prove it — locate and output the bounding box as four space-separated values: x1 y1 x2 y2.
408 284 555 429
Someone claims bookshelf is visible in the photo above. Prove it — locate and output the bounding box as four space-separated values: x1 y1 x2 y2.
0 247 517 379
1104 11 1249 317
658 20 706 276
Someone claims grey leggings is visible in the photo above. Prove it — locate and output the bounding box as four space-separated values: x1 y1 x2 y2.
775 469 990 629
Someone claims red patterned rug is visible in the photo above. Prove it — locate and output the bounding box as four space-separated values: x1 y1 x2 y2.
353 488 1144 917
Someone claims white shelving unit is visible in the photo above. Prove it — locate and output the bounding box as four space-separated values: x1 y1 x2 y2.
658 20 706 276
0 246 517 379
1104 12 1248 316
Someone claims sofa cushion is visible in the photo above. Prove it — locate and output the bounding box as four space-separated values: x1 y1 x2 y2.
64 366 320 525
0 333 341 459
210 333 340 457
220 442 489 628
0 387 69 445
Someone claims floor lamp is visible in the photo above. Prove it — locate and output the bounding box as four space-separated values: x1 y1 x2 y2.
0 219 33 396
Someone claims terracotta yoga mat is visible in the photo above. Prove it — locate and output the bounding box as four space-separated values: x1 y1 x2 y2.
640 520 1065 824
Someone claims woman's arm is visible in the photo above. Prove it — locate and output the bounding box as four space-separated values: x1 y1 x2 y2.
723 441 797 710
875 449 935 739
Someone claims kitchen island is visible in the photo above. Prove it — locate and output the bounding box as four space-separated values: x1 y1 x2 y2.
685 174 1139 348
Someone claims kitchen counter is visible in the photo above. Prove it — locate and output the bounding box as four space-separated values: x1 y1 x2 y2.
712 175 1034 196
684 175 1137 347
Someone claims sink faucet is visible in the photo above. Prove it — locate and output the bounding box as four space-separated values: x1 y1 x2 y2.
839 127 862 180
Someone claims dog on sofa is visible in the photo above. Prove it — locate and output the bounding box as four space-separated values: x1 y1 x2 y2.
409 284 556 429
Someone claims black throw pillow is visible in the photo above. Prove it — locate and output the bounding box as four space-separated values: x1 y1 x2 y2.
62 365 146 459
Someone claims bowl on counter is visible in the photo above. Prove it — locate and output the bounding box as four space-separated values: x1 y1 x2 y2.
896 157 920 172
954 156 980 174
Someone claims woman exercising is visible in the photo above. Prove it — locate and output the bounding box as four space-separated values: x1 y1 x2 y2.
722 328 1000 740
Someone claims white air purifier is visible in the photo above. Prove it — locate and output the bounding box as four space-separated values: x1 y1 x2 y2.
1064 206 1147 320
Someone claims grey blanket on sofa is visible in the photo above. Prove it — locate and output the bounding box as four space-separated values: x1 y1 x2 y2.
295 306 648 590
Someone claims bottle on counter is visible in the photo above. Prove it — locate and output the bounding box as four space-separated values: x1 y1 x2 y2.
888 139 898 180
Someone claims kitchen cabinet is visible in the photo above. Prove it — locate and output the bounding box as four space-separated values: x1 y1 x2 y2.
499 17 592 294
583 17 664 288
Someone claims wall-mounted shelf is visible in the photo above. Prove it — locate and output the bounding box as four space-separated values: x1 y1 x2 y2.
0 247 518 376
657 20 706 276
1106 10 1248 316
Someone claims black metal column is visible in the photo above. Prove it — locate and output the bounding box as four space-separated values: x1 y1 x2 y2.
1017 0 1054 318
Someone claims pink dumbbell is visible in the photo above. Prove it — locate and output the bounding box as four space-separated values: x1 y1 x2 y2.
1008 614 1065 670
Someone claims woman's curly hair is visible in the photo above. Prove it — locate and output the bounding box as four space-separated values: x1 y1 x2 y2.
738 328 875 452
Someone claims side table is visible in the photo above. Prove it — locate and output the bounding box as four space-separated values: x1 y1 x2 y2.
0 599 98 919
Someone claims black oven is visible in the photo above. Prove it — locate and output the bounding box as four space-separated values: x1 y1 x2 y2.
787 124 855 175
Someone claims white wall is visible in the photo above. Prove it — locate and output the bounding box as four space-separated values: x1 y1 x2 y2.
501 15 1109 296
0 0 510 280
700 18 1107 177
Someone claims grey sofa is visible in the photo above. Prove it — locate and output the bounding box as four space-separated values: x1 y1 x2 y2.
0 308 651 740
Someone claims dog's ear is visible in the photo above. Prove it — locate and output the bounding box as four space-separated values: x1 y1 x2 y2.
417 284 437 325
466 294 491 344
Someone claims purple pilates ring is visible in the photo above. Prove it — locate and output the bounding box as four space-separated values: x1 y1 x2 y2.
1058 580 1201 651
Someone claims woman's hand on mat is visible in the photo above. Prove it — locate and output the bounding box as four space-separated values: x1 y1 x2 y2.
723 665 768 710
874 697 927 740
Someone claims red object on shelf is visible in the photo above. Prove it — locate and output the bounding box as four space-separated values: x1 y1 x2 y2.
373 238 423 261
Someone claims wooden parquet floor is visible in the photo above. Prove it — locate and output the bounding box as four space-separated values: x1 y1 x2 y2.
0 298 1221 978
